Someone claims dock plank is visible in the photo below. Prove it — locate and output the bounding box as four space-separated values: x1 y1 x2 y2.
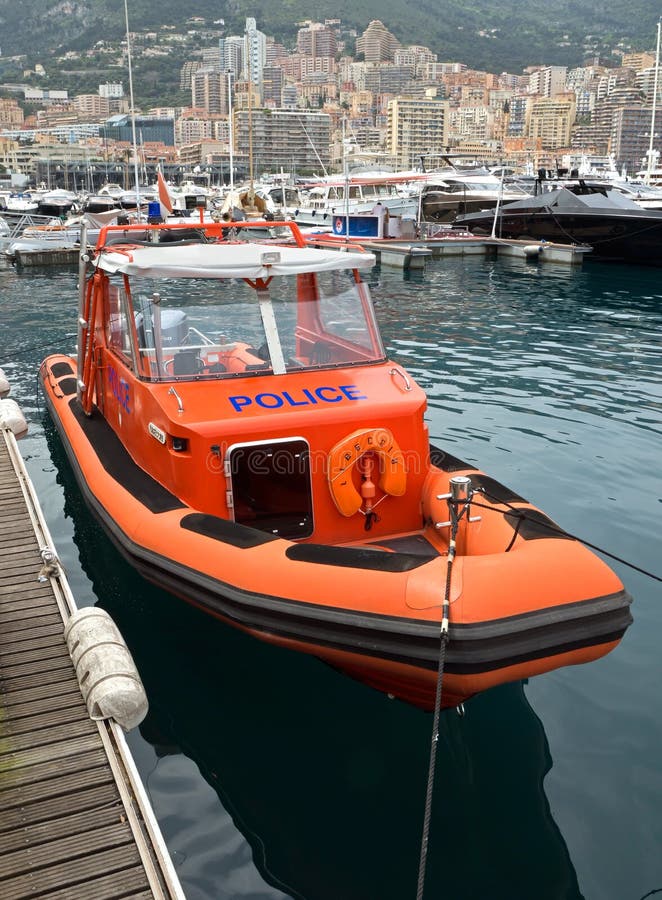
43 868 154 900
0 426 182 897
0 843 145 899
0 804 130 854
1 700 89 736
0 755 112 810
0 782 119 834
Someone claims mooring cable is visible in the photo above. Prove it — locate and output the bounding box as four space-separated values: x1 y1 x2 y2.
415 508 459 900
468 492 662 583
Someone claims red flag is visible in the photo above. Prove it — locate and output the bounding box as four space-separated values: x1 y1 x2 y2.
157 167 173 218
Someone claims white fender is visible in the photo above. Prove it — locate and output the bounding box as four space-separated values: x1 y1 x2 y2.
64 606 148 731
0 398 27 439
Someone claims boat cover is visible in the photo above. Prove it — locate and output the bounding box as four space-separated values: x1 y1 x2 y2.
95 241 376 279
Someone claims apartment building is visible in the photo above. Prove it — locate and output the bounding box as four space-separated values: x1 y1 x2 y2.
356 21 400 63
192 69 230 115
527 66 568 98
449 106 495 143
526 94 576 149
233 108 331 172
262 66 283 107
73 95 110 120
611 106 662 171
297 22 337 59
0 98 24 126
386 96 449 169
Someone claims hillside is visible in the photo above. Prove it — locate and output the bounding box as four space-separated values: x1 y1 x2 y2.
0 0 658 87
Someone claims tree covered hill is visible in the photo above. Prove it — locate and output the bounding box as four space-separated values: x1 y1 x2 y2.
0 0 658 77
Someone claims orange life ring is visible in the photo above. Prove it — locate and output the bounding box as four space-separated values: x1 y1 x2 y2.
327 427 407 516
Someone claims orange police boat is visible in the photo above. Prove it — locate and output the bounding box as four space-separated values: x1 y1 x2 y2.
40 219 632 710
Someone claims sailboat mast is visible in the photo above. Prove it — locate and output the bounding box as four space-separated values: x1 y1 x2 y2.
247 31 254 201
227 70 234 193
343 117 350 239
646 19 661 186
124 0 141 207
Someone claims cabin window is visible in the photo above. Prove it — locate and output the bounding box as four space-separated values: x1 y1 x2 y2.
106 284 135 368
118 267 384 383
227 439 313 539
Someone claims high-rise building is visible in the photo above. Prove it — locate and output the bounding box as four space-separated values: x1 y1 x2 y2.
364 64 413 94
356 21 400 63
297 22 337 59
262 66 283 108
526 94 576 149
244 18 267 84
506 96 529 137
233 108 331 172
386 96 449 168
220 36 244 78
611 106 662 171
527 66 568 98
192 69 229 115
636 67 662 104
180 61 203 92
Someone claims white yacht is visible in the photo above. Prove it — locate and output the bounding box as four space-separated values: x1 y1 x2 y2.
289 173 419 227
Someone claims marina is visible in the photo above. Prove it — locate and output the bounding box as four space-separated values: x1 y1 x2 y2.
0 235 660 898
1 4 662 895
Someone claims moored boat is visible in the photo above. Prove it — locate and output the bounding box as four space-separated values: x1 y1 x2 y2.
40 219 632 710
456 185 662 265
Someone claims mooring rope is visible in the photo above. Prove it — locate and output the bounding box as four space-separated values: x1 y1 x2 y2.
415 510 459 900
469 491 662 583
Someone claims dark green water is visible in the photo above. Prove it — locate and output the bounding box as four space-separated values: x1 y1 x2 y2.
1 254 660 900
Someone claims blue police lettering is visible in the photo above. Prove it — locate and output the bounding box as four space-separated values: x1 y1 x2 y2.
281 390 309 407
256 393 284 409
229 395 251 412
108 366 130 413
339 384 368 401
228 384 368 413
315 386 341 402
301 388 318 404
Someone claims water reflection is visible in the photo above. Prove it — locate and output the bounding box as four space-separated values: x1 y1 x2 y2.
47 419 583 900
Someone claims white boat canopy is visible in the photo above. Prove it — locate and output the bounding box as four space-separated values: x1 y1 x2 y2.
95 241 375 279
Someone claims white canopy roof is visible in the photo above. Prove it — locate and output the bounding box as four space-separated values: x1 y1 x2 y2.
95 241 375 279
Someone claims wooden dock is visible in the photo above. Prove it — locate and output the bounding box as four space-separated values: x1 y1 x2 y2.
0 421 185 899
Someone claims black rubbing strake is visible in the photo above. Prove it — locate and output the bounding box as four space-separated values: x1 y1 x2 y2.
69 399 185 513
180 513 279 548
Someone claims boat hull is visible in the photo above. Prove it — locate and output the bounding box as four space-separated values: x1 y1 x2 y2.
41 355 632 710
459 208 662 265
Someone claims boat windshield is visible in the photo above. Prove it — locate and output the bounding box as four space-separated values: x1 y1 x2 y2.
110 269 385 382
